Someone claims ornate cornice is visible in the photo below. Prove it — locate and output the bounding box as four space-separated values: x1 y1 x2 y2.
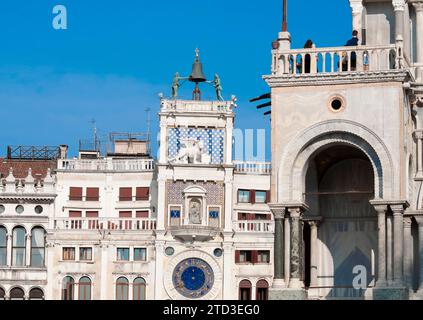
264 70 409 88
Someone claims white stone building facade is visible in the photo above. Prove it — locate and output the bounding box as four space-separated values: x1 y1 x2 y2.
1 0 423 301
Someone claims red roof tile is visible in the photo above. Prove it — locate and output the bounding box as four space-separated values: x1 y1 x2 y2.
0 158 56 179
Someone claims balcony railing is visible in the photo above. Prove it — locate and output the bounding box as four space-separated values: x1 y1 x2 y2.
160 99 234 113
54 218 156 231
271 44 401 76
234 220 274 233
58 159 155 172
234 161 272 174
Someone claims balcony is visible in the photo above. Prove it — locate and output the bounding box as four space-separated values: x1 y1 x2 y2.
54 218 156 231
234 220 274 233
57 158 155 172
160 98 235 114
266 44 409 86
234 161 272 175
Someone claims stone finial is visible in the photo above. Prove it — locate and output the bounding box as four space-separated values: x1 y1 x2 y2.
43 168 54 185
5 167 15 183
25 168 35 185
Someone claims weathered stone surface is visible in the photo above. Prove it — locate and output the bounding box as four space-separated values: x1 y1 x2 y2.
269 288 307 300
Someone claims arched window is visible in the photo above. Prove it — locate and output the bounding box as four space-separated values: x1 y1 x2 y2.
78 277 92 300
0 287 5 300
62 276 75 300
116 277 129 300
31 227 46 267
256 280 269 300
0 226 7 266
133 277 146 300
29 288 44 300
10 287 25 300
12 227 26 266
239 280 252 301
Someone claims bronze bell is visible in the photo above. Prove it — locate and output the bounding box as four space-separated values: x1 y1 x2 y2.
189 49 207 83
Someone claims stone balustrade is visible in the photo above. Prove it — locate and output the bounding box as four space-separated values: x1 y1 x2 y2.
271 44 400 76
53 217 157 231
57 158 155 172
234 220 274 233
160 99 235 113
233 161 272 175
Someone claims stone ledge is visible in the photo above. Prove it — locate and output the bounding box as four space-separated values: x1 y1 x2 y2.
269 288 307 300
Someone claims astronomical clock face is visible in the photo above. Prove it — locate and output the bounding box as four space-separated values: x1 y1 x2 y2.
172 258 214 299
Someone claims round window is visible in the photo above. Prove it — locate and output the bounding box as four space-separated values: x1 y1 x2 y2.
0 205 5 214
213 248 223 258
328 95 346 113
165 247 175 256
34 205 43 214
15 205 24 214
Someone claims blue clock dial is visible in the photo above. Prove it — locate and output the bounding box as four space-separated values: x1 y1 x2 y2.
172 258 214 299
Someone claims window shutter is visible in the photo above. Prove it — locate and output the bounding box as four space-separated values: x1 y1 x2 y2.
247 213 256 220
136 211 149 218
235 250 240 263
119 211 132 218
266 190 271 203
69 187 83 200
86 211 99 218
252 250 258 264
119 188 132 201
136 187 150 201
250 190 256 204
69 211 82 218
86 188 99 201
266 214 272 220
238 213 247 221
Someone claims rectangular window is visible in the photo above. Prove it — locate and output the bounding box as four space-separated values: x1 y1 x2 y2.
69 187 83 201
136 187 150 201
170 206 182 227
238 190 250 203
79 248 93 261
238 250 253 263
63 248 75 261
119 187 132 202
136 211 149 218
134 248 147 261
117 248 130 261
257 251 271 263
255 191 267 204
86 188 99 201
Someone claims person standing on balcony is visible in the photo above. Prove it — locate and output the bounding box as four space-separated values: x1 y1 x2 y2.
343 30 359 71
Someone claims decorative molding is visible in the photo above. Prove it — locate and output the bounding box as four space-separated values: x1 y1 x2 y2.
350 0 363 14
264 70 409 88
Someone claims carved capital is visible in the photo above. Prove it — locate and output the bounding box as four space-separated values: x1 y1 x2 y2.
412 2 423 13
391 204 405 215
404 216 413 228
269 205 286 220
414 130 423 140
414 215 423 226
350 0 363 14
392 0 406 11
288 207 302 219
373 204 388 214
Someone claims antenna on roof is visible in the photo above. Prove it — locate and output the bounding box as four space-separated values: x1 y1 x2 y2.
145 108 152 156
282 0 288 32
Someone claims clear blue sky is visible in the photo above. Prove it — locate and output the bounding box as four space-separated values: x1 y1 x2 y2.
0 0 352 160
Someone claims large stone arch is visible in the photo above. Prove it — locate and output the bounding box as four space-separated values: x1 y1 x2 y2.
277 120 396 202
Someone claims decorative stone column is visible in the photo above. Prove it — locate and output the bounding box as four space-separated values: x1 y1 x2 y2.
403 216 414 290
284 216 291 284
288 207 304 289
412 1 423 80
374 205 388 287
270 206 286 288
393 0 406 42
350 0 364 40
25 233 31 267
391 204 405 286
414 130 423 178
386 215 393 283
6 234 12 267
309 219 321 289
414 216 423 292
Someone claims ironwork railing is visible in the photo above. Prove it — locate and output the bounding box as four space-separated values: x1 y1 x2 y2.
7 146 61 160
